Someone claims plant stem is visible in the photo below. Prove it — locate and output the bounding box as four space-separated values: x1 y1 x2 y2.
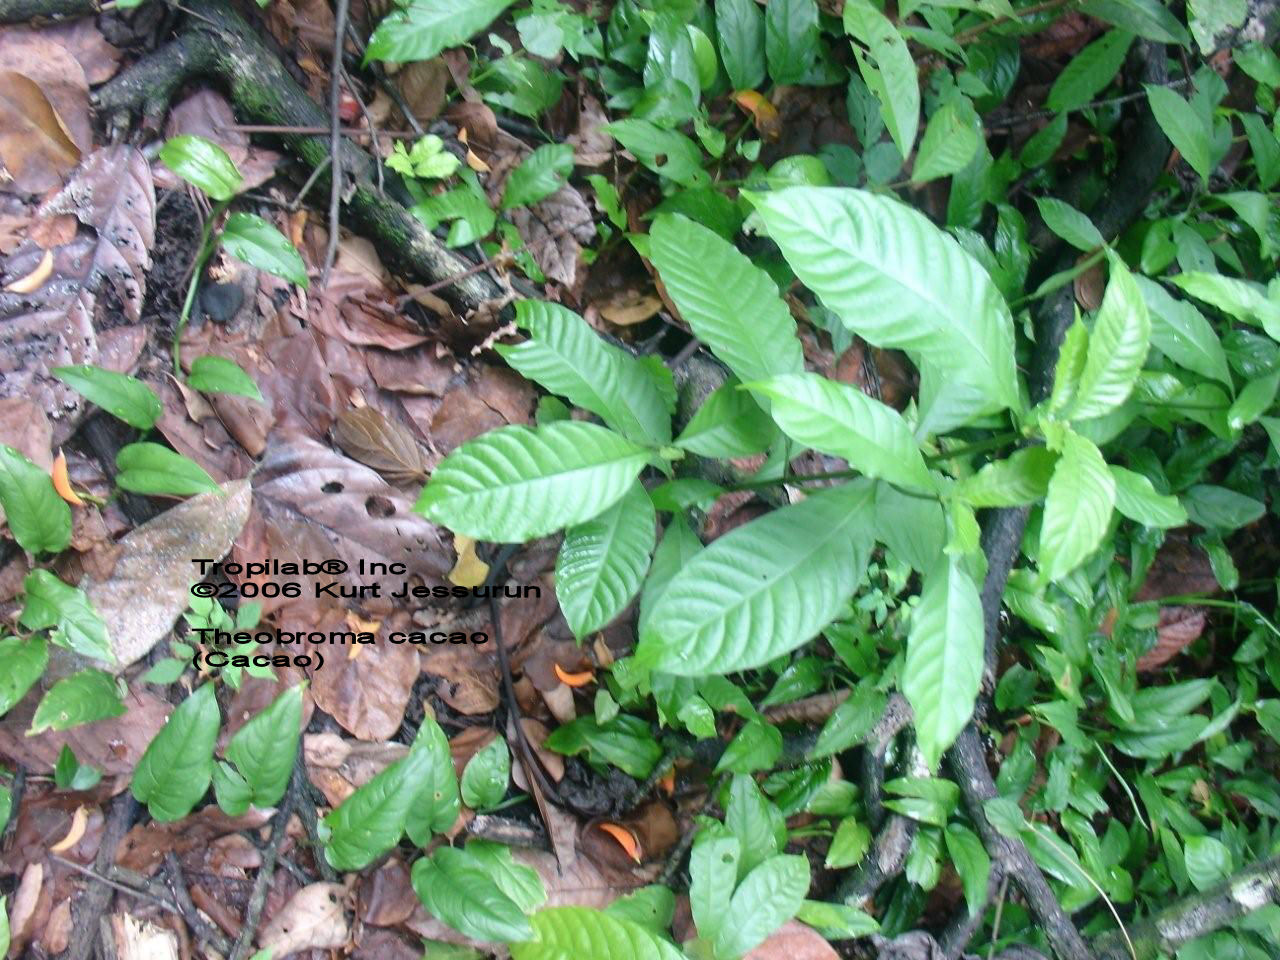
954 0 1076 43
172 198 229 377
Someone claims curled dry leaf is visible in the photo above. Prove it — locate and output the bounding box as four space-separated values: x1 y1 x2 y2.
4 248 53 293
51 449 84 506
48 805 89 854
258 882 350 955
553 663 594 688
597 822 642 863
333 405 429 486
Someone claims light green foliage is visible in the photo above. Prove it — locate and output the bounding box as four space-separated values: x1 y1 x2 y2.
131 683 220 821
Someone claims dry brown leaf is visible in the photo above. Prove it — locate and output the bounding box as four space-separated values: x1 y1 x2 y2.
510 184 596 288
8 862 44 955
395 58 450 128
258 882 349 955
310 627 420 741
1136 606 1208 672
744 921 841 960
0 396 52 469
0 71 81 193
48 805 89 853
116 806 274 875
599 289 663 327
111 914 179 960
0 22 118 85
333 405 429 486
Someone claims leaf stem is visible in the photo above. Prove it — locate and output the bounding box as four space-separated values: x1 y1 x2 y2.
173 199 230 378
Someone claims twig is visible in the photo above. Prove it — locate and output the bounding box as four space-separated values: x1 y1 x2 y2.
62 793 140 960
163 852 236 956
415 216 596 296
322 0 350 284
228 760 303 960
954 0 1076 43
289 155 332 212
223 123 420 138
53 855 176 915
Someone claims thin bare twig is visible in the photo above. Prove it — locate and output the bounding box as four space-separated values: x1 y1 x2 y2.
322 0 351 284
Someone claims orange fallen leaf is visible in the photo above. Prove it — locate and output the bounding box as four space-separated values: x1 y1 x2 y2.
345 611 380 659
448 534 490 588
732 90 782 140
597 822 642 863
4 248 54 294
51 449 84 506
50 805 89 853
658 769 676 796
553 662 594 688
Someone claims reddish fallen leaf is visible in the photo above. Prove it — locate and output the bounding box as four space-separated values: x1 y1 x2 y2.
744 921 840 960
50 449 83 506
598 822 643 863
1137 607 1209 672
554 662 595 687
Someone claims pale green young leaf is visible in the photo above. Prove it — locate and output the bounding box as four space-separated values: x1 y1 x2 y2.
716 0 766 90
1110 466 1188 528
884 777 961 826
872 482 945 573
1169 272 1280 339
765 0 819 85
116 442 221 497
674 379 776 458
639 513 702 630
556 482 655 639
712 854 810 959
225 683 304 808
1039 430 1116 581
811 683 889 757
20 569 113 664
52 365 162 430
413 847 534 944
464 840 547 913
795 900 880 939
131 683 220 821
187 355 264 401
1146 84 1213 183
689 826 740 943
844 0 920 159
825 816 872 869
1184 835 1232 891
414 421 651 542
912 100 980 183
1228 371 1280 430
501 143 574 210
1048 316 1089 416
726 774 785 878
0 635 47 718
1133 276 1231 385
511 907 686 960
221 213 309 288
715 718 782 774
1 895 9 959
1035 197 1105 251
747 187 1019 416
1067 256 1150 422
957 447 1058 508
159 135 242 200
1046 30 1134 112
649 214 804 386
636 482 874 676
903 555 983 768
0 445 71 555
405 712 461 844
323 738 435 870
461 736 510 810
366 0 517 62
945 824 991 916
748 372 934 493
30 668 123 735
496 300 672 445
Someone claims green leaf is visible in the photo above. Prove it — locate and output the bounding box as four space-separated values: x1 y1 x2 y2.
795 900 879 939
221 213 309 288
556 482 655 640
496 301 672 446
30 667 123 735
748 372 934 493
511 907 686 960
1 895 9 959
825 816 872 869
765 0 819 85
213 761 253 816
716 0 766 90
715 718 782 774
464 840 547 913
903 555 983 768
0 445 71 554
674 379 776 458
187 355 264 401
20 569 113 664
225 683 303 808
1066 256 1150 421
844 0 920 159
502 144 574 210
748 187 1019 418
636 481 874 676
322 734 436 870
1182 484 1265 531
414 421 651 542
131 683 220 821
1046 30 1134 112
872 481 945 573
413 847 534 944
366 0 517 62
912 100 980 183
1228 371 1280 430
159 135 242 200
1035 197 1105 251
956 447 1057 508
1080 0 1190 45
1146 84 1212 183
1039 430 1116 581
1169 272 1280 338
1020 111 1068 168
602 119 707 186
712 854 810 958
945 824 991 916
1133 276 1231 385
1241 113 1280 190
689 827 740 943
649 214 804 386
116 442 220 497
544 714 662 778
1110 466 1188 528
726 773 785 877
1184 835 1232 891
52 365 162 430
0 635 47 717
461 736 510 810
811 683 888 757
405 712 461 844
640 514 703 627
884 776 960 826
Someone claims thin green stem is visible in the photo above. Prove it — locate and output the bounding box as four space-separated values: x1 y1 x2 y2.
173 199 230 377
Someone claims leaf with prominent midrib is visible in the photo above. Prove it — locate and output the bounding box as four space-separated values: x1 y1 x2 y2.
689 826 740 943
415 421 651 542
649 214 804 387
225 683 304 808
636 481 874 676
748 187 1019 417
1040 430 1116 581
366 0 517 62
748 372 933 493
716 0 766 90
131 683 220 821
405 712 460 845
1066 256 1150 422
556 482 656 639
844 0 920 159
0 445 70 555
902 554 984 768
712 854 811 958
511 907 687 960
413 846 534 944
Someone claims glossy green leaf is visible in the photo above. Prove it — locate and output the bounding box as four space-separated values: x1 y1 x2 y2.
131 683 220 821
945 824 991 916
29 667 122 735
844 0 919 159
511 906 686 960
544 714 662 778
366 0 517 62
52 365 162 430
1040 430 1116 580
636 481 874 676
872 481 945 573
53 745 101 790
556 482 655 639
795 900 880 939
415 421 651 542
825 816 871 869
1110 466 1187 528
725 774 786 880
957 447 1057 508
884 776 960 826
413 846 534 943
1182 484 1265 530
1228 371 1279 430
20 569 113 664
903 555 984 768
221 213 309 288
811 683 888 758
748 187 1019 418
1146 84 1212 183
225 683 303 808
602 119 707 186
0 635 47 718
689 826 740 943
116 442 220 497
502 143 574 210
0 445 71 555
1036 197 1105 251
712 854 810 958
1081 0 1190 44
1046 30 1134 112
213 761 253 816
159 135 242 200
1184 835 1232 891
405 712 461 844
1170 272 1280 339
464 840 547 913
498 301 672 446
715 718 782 774
912 100 980 183
649 214 804 386
187 355 264 401
1066 256 1150 421
674 379 776 458
749 372 933 492
1134 276 1231 385
765 0 819 85
716 0 765 90
461 736 510 810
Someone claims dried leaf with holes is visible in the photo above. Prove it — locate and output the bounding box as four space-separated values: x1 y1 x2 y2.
510 184 596 288
333 406 429 486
